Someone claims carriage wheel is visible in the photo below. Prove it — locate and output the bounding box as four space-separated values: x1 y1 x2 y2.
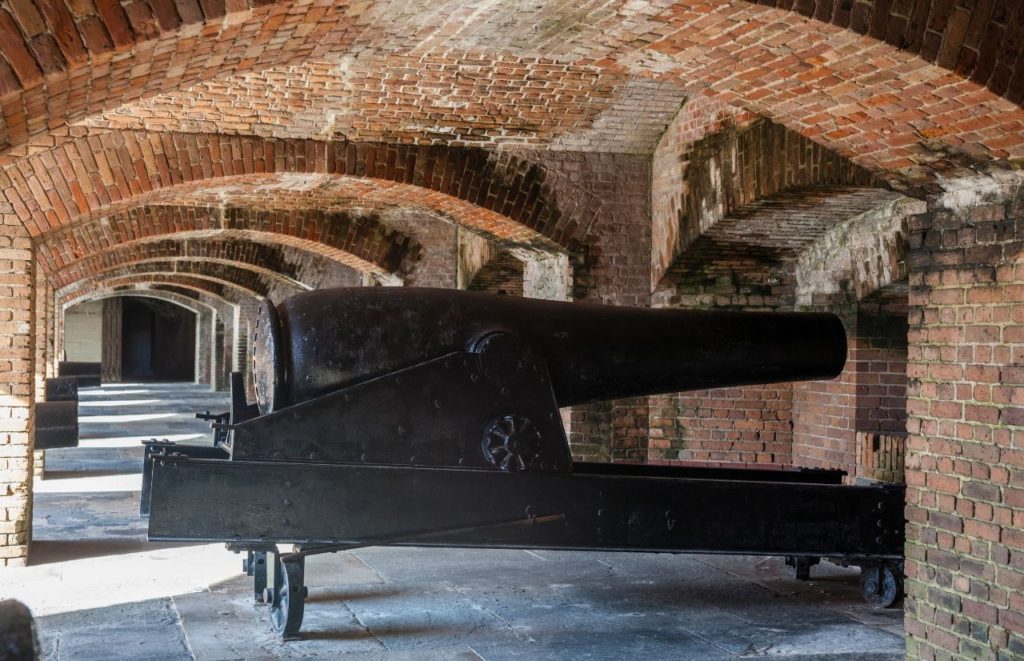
859 563 902 608
268 555 307 636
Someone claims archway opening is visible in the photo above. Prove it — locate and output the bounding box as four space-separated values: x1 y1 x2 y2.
120 298 197 382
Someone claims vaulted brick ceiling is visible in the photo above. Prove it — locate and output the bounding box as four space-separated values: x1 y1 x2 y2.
2 0 1021 300
0 1 1020 172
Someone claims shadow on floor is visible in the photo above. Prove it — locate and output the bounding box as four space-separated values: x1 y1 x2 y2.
29 539 197 565
42 469 141 479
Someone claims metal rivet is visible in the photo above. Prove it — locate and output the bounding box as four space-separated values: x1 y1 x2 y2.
470 373 479 382
434 399 442 409
409 456 417 463
283 480 292 488
397 425 405 435
361 453 368 462
282 498 291 506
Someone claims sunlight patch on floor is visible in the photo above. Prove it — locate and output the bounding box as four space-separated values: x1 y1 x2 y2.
33 475 143 493
77 433 205 448
3 543 240 617
78 399 161 407
78 412 178 423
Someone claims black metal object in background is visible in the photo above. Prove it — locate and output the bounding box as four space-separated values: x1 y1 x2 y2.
36 377 80 450
144 287 905 638
57 361 102 388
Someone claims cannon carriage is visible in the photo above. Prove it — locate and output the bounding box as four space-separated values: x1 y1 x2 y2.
142 288 905 636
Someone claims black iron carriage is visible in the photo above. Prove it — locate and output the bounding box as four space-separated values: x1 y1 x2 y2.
142 288 905 636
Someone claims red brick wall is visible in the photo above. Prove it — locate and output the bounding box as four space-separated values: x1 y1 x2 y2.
793 315 859 474
792 299 910 479
649 385 794 464
904 173 1024 658
854 292 909 435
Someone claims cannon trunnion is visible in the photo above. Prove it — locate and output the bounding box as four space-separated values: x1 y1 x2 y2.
143 288 905 637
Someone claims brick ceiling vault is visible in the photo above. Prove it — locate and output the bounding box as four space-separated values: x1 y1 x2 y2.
57 254 308 292
49 237 365 292
63 282 251 311
57 276 258 309
13 135 589 249
37 219 402 280
57 263 277 299
0 2 1018 170
1 0 1019 298
66 289 212 316
60 289 248 328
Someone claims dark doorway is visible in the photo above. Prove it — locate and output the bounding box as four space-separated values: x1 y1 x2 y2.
121 298 196 381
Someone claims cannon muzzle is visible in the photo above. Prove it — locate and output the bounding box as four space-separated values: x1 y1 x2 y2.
253 288 846 414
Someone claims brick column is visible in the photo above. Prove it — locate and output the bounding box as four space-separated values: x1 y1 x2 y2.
196 307 212 386
213 316 227 391
0 231 36 566
904 172 1024 658
101 297 123 382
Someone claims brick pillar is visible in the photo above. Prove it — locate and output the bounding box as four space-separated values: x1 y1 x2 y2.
904 173 1024 658
101 297 123 382
213 317 228 391
196 308 212 386
0 232 36 566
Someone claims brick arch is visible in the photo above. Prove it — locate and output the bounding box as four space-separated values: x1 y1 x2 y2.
652 107 891 288
57 276 254 310
46 8 1021 190
35 204 417 277
93 283 250 312
627 3 1024 188
794 193 925 307
50 238 349 291
58 262 277 300
0 1 1021 162
69 289 209 316
62 256 305 296
0 0 347 153
745 1 1024 103
11 132 586 251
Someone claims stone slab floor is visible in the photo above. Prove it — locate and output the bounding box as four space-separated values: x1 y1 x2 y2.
2 383 905 660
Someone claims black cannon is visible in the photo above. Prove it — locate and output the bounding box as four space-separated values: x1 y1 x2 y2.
143 288 905 636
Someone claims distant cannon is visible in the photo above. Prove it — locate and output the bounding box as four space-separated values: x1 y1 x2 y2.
143 288 905 637
35 377 79 450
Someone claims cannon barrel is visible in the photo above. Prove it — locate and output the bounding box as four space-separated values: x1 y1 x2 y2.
253 288 847 414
